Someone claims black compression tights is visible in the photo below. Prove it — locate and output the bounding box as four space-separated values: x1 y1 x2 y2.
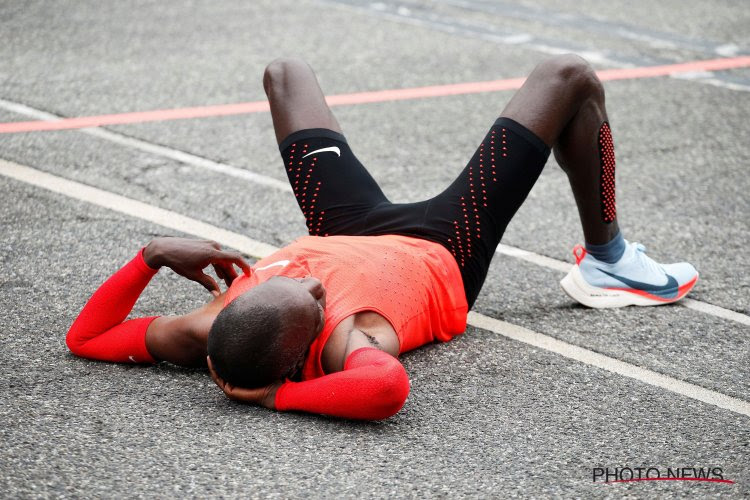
279 117 550 308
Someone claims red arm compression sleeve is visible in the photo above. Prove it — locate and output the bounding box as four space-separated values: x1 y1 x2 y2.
274 347 410 420
66 249 159 363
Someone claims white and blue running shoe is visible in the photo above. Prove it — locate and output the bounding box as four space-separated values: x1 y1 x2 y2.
560 241 698 308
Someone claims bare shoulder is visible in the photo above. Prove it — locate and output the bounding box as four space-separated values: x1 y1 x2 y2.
321 311 399 374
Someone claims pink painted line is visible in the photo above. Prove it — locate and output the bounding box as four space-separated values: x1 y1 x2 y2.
596 56 750 81
607 477 734 484
1 56 749 134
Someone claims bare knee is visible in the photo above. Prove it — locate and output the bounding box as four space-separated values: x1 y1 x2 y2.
538 54 603 101
263 57 311 96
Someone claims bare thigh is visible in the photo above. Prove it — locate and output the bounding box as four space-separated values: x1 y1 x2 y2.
263 58 343 145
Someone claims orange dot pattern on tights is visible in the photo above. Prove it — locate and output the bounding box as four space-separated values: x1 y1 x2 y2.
598 122 616 223
449 128 506 267
288 143 327 236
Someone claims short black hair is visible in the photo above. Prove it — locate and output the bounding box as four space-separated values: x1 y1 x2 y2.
207 293 307 388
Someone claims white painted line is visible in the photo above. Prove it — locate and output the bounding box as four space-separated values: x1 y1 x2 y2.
1 157 747 417
0 98 61 121
716 44 740 57
674 75 750 93
439 0 747 59
496 243 572 273
467 312 750 418
329 2 627 68
0 98 293 194
82 127 293 193
0 159 278 259
1 96 748 327
680 298 750 327
322 0 750 93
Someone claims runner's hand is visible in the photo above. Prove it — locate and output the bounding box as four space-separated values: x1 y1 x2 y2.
143 237 251 295
207 357 281 409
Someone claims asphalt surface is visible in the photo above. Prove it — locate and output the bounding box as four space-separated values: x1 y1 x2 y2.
1 0 748 497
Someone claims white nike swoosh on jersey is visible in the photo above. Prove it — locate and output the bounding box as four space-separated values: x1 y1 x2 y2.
302 146 341 158
128 356 137 363
255 260 291 271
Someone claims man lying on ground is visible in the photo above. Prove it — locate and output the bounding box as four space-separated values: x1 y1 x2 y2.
67 55 698 420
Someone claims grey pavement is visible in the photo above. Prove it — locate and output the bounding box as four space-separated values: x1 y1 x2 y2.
1 0 748 497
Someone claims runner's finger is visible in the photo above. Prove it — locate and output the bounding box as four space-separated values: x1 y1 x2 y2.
216 262 239 286
216 250 251 275
212 263 228 284
222 384 265 404
195 272 220 296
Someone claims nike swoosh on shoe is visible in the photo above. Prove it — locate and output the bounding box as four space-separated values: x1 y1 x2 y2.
597 268 680 299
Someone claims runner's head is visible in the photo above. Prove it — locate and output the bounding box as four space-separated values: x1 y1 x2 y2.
207 276 326 388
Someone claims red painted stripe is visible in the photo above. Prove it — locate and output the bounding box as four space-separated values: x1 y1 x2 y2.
596 56 750 81
606 275 699 302
1 56 749 134
607 477 734 484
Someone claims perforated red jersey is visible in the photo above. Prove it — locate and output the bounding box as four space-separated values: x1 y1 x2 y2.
224 234 468 380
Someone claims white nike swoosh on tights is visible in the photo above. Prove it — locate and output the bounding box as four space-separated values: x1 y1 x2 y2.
302 146 341 158
255 260 290 271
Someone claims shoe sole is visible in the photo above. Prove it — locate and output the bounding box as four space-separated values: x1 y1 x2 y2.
560 265 698 309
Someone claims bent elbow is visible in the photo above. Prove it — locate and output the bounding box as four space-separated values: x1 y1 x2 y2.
372 360 410 420
65 329 80 356
65 323 86 356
